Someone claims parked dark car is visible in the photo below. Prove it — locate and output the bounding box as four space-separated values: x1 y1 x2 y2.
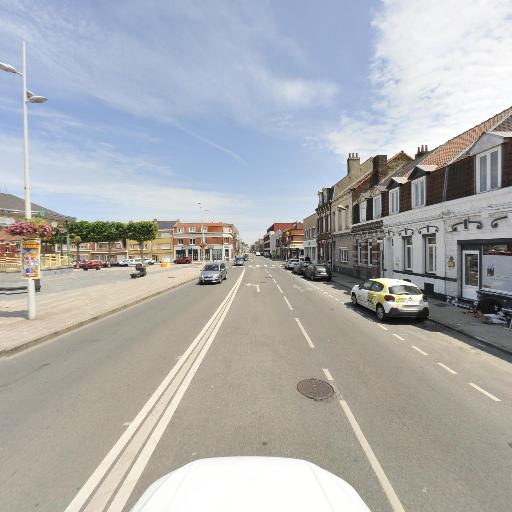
304 263 332 281
174 257 192 264
293 261 313 275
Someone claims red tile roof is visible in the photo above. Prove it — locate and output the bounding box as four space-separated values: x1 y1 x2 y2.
422 106 512 166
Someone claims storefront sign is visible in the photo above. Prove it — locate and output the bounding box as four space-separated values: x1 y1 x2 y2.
21 238 41 279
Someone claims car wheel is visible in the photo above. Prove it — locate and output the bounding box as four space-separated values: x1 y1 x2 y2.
376 304 387 321
351 293 358 306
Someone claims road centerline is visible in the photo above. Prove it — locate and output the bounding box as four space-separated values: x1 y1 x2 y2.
283 296 294 311
294 318 315 348
469 382 501 402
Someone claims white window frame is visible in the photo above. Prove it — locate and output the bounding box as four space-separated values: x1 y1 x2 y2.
373 195 382 219
403 236 413 271
368 240 372 266
340 247 348 263
176 227 184 233
188 227 196 233
412 176 426 208
425 236 436 274
359 200 367 222
389 188 400 214
190 238 196 245
178 238 184 245
476 146 502 193
357 242 362 265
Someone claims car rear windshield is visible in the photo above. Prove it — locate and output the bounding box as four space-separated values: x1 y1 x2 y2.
204 264 219 271
315 265 328 271
389 285 422 295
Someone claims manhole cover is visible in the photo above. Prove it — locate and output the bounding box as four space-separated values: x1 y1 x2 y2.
297 378 334 401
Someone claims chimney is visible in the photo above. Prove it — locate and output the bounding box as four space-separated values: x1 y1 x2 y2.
415 144 429 159
347 152 360 176
372 154 387 185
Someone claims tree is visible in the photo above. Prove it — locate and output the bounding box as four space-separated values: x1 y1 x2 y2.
126 221 158 260
69 221 92 262
90 221 127 265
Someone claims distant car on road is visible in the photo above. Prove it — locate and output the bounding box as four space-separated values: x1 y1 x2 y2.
233 256 245 266
303 263 331 281
198 262 227 284
255 251 261 256
243 254 249 261
118 258 133 267
81 260 102 270
285 259 299 270
292 261 312 275
174 257 192 264
351 278 429 321
143 258 156 265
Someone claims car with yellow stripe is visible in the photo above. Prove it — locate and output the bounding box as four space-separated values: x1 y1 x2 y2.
351 278 429 321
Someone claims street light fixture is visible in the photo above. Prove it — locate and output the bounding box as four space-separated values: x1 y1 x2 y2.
1 41 48 320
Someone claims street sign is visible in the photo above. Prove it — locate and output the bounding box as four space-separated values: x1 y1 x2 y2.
21 238 41 279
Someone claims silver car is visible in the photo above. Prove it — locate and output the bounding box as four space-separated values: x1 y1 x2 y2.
198 262 227 284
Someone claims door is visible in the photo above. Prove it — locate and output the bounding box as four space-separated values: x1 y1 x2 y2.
357 280 373 307
462 250 480 300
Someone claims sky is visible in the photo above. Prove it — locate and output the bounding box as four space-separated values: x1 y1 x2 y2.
0 0 511 244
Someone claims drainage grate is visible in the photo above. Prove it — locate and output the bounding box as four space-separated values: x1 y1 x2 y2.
297 378 334 401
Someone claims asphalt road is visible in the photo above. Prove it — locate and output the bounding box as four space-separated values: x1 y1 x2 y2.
1 256 511 511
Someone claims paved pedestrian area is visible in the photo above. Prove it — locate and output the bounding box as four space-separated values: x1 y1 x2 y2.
0 264 202 356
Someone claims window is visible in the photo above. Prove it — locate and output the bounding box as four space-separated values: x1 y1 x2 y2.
476 147 501 193
368 241 372 265
188 227 196 233
359 200 367 222
362 280 373 290
357 242 362 264
370 281 384 292
176 227 184 233
425 236 436 273
403 236 413 270
160 232 171 239
412 176 426 208
389 188 400 214
178 238 184 245
190 238 196 245
340 247 348 263
161 243 171 249
373 195 382 219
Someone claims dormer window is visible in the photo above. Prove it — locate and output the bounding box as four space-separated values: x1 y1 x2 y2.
476 146 501 193
412 176 426 208
373 195 382 219
389 188 400 214
359 200 367 222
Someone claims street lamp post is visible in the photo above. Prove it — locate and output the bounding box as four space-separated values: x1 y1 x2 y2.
1 41 48 320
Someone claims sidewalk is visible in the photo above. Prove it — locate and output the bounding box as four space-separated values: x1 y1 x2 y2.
330 271 512 354
0 264 202 356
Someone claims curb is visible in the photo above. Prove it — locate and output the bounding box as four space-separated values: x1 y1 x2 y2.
0 275 198 358
331 276 512 358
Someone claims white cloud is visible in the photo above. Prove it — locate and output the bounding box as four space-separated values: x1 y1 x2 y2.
326 0 512 159
0 134 253 226
0 1 337 137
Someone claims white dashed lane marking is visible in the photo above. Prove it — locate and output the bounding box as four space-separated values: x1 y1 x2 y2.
436 362 458 375
294 318 315 348
411 345 429 356
469 383 501 402
393 334 405 341
283 296 294 311
378 324 389 331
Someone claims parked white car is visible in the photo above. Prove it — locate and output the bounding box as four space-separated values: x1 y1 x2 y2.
143 258 156 265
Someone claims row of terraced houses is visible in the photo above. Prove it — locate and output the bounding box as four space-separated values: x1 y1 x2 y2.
301 106 512 303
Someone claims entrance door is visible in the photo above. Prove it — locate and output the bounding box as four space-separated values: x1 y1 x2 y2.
462 250 479 300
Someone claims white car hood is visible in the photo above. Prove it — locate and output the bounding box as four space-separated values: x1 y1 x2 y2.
131 457 371 512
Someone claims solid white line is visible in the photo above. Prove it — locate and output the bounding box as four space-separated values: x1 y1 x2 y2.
338 398 406 512
437 362 458 375
272 278 277 284
378 324 389 331
283 296 293 310
411 345 428 356
393 334 405 341
65 270 246 512
108 274 245 511
294 318 315 348
322 368 334 381
276 284 283 294
469 382 501 402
